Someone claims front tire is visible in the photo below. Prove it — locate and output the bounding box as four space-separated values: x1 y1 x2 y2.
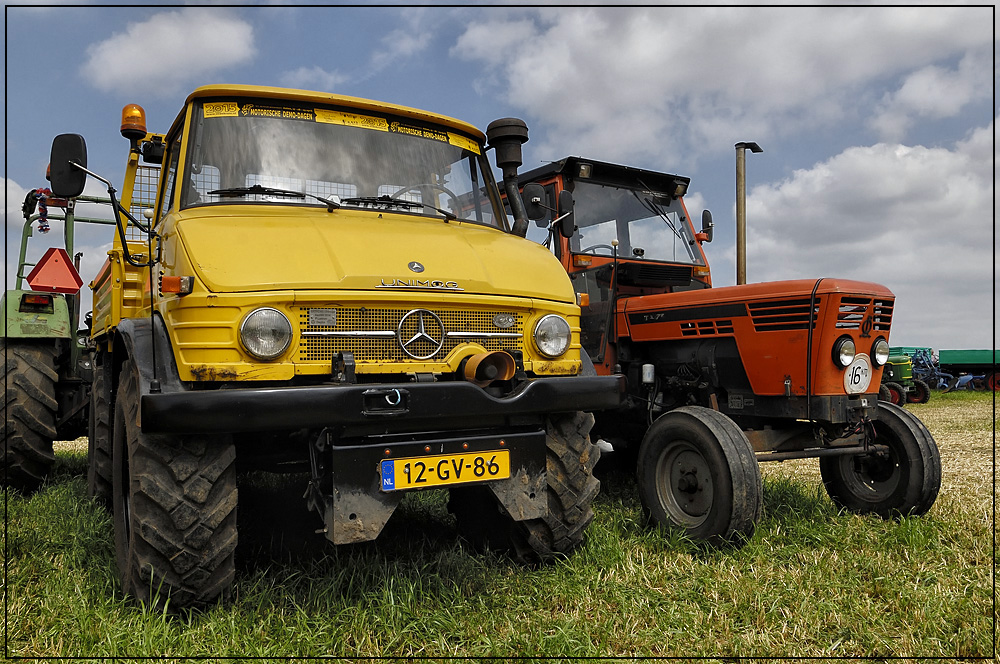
450 411 601 562
906 379 931 404
1 341 58 493
113 358 238 610
636 406 761 546
883 382 905 406
819 401 940 518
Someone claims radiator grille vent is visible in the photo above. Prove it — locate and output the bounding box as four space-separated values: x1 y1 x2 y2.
616 263 693 287
680 320 735 337
297 307 524 363
748 298 818 332
837 296 893 332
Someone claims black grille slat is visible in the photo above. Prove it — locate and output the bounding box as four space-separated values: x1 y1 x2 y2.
748 298 817 331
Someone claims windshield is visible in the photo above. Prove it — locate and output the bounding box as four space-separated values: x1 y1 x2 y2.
180 99 504 227
569 180 704 265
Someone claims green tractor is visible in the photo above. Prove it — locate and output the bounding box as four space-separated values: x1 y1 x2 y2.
2 156 116 492
879 353 930 405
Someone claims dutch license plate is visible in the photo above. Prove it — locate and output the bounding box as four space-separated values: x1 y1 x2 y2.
380 449 510 491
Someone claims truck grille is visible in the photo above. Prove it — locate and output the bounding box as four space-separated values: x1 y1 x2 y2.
748 298 818 332
296 307 524 364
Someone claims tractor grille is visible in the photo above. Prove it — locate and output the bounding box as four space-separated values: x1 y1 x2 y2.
296 306 524 364
680 319 735 337
836 296 893 332
616 263 693 287
748 298 818 332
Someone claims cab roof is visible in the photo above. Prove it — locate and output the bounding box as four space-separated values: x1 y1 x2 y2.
173 84 486 140
519 156 691 195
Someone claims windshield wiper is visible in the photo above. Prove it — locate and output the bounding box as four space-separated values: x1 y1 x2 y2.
208 185 340 211
341 195 457 222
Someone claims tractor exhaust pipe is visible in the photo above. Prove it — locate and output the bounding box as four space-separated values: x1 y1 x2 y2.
462 351 516 387
487 118 531 238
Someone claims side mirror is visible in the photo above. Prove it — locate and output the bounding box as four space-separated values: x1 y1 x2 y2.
557 190 575 238
49 134 88 198
522 183 549 223
699 209 714 243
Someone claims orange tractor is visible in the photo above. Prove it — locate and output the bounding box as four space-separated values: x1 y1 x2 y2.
515 156 940 544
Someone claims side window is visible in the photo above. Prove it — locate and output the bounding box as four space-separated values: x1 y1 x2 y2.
158 134 182 220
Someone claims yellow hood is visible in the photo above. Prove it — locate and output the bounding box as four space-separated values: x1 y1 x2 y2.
175 206 575 303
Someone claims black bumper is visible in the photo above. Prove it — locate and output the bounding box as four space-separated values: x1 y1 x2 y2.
140 374 626 435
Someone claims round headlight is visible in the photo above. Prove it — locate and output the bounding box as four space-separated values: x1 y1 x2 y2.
832 336 856 368
871 338 890 366
240 307 292 360
533 314 571 358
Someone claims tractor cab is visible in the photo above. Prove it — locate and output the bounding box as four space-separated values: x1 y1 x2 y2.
518 157 713 364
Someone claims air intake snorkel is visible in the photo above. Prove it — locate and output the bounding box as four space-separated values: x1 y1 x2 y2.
486 118 530 238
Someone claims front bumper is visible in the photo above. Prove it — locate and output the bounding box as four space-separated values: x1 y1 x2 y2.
140 374 626 435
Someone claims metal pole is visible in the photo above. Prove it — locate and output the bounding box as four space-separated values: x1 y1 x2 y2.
735 141 762 285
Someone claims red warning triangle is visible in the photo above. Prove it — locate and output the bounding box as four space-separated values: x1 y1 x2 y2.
26 248 84 294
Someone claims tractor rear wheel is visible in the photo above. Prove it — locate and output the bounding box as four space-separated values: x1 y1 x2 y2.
906 379 931 404
1 341 58 493
636 406 761 546
986 371 998 392
113 357 238 610
819 401 940 518
883 382 905 406
87 359 112 505
449 411 600 563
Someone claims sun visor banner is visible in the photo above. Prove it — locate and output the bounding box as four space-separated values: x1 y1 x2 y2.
201 100 480 154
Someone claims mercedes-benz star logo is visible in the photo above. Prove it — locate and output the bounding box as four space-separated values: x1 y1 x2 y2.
397 309 445 359
408 261 425 273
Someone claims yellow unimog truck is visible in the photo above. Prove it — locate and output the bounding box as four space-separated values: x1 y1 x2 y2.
45 85 624 610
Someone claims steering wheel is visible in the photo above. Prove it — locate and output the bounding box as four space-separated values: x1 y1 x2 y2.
581 244 616 254
391 183 462 215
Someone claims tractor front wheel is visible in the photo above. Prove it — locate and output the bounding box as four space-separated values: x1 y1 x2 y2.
819 401 940 518
883 382 906 406
113 357 238 610
906 379 931 404
636 406 761 546
1 341 58 493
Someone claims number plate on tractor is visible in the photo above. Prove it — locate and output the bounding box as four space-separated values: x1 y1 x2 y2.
380 450 510 491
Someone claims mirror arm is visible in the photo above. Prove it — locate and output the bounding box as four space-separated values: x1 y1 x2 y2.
70 161 157 268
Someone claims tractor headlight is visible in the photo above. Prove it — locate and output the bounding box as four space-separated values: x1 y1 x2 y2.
533 314 571 358
871 338 890 366
832 336 856 368
240 307 292 360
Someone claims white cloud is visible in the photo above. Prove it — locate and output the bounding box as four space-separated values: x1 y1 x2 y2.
280 66 348 92
81 9 255 97
868 52 992 142
369 9 435 74
452 7 993 165
743 121 996 350
5 179 29 226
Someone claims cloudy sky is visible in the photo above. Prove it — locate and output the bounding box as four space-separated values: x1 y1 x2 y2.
3 4 995 352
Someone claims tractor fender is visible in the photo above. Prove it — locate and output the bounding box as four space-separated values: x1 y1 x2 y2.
2 290 73 339
109 316 184 425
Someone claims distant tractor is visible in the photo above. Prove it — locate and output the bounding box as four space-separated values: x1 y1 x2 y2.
2 185 113 492
880 353 930 405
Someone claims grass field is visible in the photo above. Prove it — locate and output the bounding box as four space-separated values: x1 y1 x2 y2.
4 391 995 659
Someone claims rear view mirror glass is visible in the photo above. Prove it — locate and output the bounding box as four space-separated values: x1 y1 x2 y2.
49 134 88 198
